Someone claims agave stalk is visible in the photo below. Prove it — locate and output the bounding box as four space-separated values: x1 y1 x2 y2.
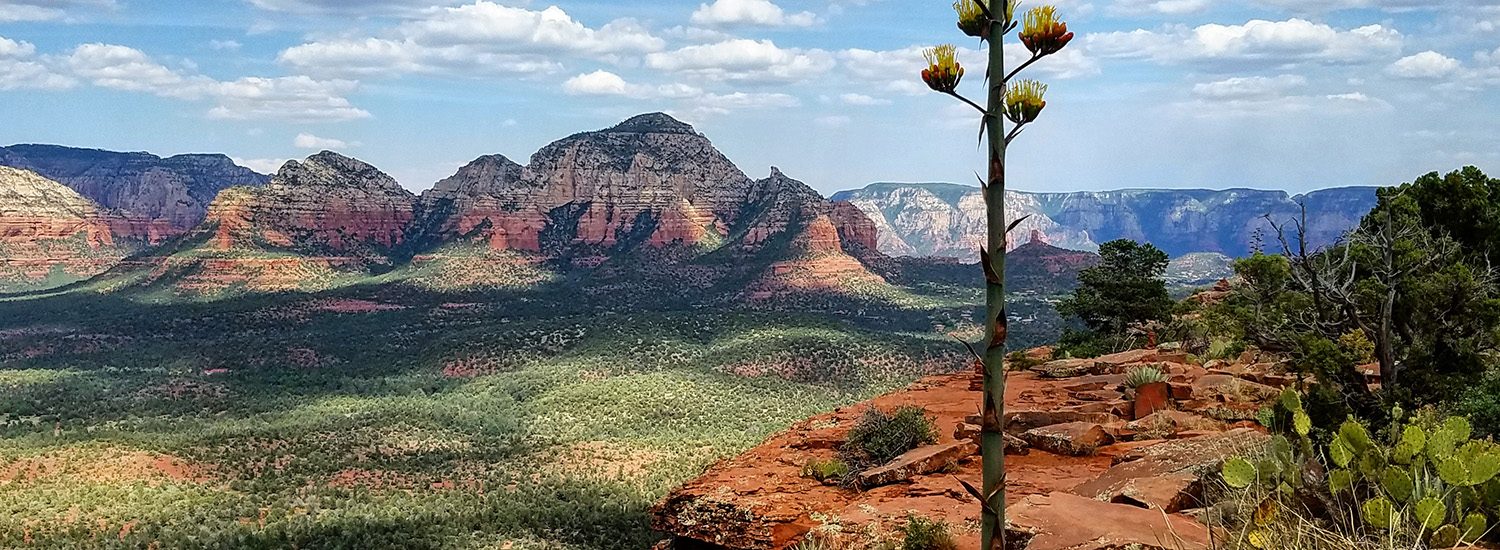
924 2 1072 548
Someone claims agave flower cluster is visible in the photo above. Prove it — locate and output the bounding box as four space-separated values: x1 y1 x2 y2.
921 44 964 93
1019 6 1074 56
1004 80 1047 124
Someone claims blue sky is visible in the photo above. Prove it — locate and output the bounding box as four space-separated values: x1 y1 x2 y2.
0 0 1496 195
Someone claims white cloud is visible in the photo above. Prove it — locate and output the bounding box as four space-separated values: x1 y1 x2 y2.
687 91 798 116
0 35 75 90
838 93 890 106
279 2 663 79
1110 0 1214 15
689 0 818 28
1088 19 1403 66
561 70 700 99
209 40 242 51
61 43 369 122
206 76 369 122
0 0 113 22
645 39 834 83
232 157 289 174
1386 51 1461 79
1192 74 1307 100
293 133 352 150
247 0 462 14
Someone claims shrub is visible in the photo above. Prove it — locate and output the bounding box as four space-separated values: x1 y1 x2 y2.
1219 402 1500 549
840 406 937 469
1123 365 1168 389
1206 338 1246 361
899 515 958 550
1455 369 1500 440
801 458 850 483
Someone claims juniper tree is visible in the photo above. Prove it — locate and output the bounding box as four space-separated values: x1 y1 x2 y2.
921 2 1075 548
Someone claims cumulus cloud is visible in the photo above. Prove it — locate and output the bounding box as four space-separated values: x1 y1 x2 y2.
645 39 834 83
561 70 700 99
1386 51 1462 78
0 0 113 22
689 0 818 28
293 133 353 150
838 93 891 106
1087 18 1403 66
232 157 290 174
1192 74 1307 100
58 43 369 121
278 2 664 79
1110 0 1214 15
247 0 465 14
0 35 75 90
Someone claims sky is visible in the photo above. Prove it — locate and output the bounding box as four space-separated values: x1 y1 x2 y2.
0 0 1496 195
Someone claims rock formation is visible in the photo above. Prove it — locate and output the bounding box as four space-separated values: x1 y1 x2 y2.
0 167 135 290
204 151 415 256
0 144 269 239
651 346 1290 549
833 183 1379 260
111 152 417 294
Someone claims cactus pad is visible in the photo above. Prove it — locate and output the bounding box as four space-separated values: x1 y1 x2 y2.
1223 457 1257 489
1381 467 1414 503
1363 497 1397 529
1415 497 1448 531
1431 524 1461 548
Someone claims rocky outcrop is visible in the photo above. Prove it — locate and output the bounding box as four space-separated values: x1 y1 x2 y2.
106 152 417 294
0 167 136 290
203 151 415 255
833 183 1379 260
651 345 1287 549
0 144 268 238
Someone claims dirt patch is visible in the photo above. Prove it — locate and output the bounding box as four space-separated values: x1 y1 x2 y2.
543 441 664 480
0 448 214 486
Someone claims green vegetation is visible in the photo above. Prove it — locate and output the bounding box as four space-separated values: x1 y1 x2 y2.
1058 239 1174 337
898 515 958 550
1197 167 1500 549
839 406 938 470
1122 365 1168 389
0 277 971 549
801 458 851 483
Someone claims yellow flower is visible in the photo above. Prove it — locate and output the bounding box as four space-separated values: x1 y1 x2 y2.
921 45 964 93
1004 79 1047 124
953 0 990 38
1019 5 1074 56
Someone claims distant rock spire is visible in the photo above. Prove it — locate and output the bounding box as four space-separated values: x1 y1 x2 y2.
1029 229 1049 245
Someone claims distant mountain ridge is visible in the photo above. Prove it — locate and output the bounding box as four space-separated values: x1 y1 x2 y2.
55 114 886 298
0 144 269 239
833 183 1380 259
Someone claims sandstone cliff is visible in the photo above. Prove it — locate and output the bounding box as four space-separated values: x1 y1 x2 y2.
0 167 135 291
0 144 269 239
833 183 1379 260
107 152 417 294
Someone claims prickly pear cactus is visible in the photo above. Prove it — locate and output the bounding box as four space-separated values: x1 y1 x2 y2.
1381 467 1414 503
1431 524 1461 548
1223 457 1258 489
1415 497 1448 531
1363 496 1397 529
1461 513 1488 542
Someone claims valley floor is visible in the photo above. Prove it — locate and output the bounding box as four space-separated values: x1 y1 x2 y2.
0 282 1010 549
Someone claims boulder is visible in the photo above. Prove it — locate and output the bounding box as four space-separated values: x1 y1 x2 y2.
1005 410 1119 434
1021 422 1114 456
1191 374 1280 403
1005 492 1213 550
1033 358 1094 378
1094 349 1158 367
855 441 977 488
1071 429 1269 513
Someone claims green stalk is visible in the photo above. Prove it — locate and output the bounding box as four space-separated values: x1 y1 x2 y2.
979 13 1010 550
